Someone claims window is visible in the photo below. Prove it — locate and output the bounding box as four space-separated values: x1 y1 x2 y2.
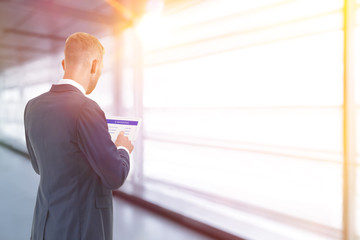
133 0 348 239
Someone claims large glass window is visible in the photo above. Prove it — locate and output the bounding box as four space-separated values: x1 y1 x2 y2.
136 0 346 239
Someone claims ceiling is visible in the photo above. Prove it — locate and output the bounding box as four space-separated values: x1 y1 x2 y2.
0 0 145 72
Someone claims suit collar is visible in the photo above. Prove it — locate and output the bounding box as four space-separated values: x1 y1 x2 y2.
50 84 84 94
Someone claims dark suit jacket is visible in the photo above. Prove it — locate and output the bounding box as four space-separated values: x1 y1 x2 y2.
24 84 130 240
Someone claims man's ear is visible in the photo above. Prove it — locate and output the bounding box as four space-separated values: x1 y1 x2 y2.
61 59 65 71
90 59 98 74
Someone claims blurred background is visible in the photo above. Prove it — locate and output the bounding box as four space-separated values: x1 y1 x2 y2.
0 0 360 239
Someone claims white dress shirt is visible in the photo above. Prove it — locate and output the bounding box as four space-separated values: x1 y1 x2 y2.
55 79 130 156
55 78 86 95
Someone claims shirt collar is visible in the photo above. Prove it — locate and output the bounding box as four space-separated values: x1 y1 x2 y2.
55 79 86 95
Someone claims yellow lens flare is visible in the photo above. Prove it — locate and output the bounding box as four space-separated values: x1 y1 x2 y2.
105 0 133 21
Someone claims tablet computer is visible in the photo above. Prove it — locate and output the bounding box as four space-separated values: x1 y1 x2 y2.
106 116 141 142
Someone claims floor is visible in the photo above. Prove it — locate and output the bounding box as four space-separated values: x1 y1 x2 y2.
0 146 213 240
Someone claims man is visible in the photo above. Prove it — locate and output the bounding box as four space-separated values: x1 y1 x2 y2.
24 32 133 240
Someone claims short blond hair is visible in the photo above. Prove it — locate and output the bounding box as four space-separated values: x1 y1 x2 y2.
64 32 104 65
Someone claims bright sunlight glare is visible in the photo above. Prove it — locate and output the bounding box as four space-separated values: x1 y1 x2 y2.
135 0 168 50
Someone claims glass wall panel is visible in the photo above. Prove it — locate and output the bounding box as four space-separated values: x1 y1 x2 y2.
140 0 344 238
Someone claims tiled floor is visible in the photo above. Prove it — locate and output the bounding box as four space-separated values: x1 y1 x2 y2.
0 146 213 240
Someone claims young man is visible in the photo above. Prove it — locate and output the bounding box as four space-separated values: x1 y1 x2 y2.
24 32 133 240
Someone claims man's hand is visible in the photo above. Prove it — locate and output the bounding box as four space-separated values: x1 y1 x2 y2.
115 131 134 154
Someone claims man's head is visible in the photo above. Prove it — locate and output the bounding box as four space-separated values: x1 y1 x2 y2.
62 32 105 94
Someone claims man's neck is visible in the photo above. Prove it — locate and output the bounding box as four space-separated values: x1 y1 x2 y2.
62 73 87 93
